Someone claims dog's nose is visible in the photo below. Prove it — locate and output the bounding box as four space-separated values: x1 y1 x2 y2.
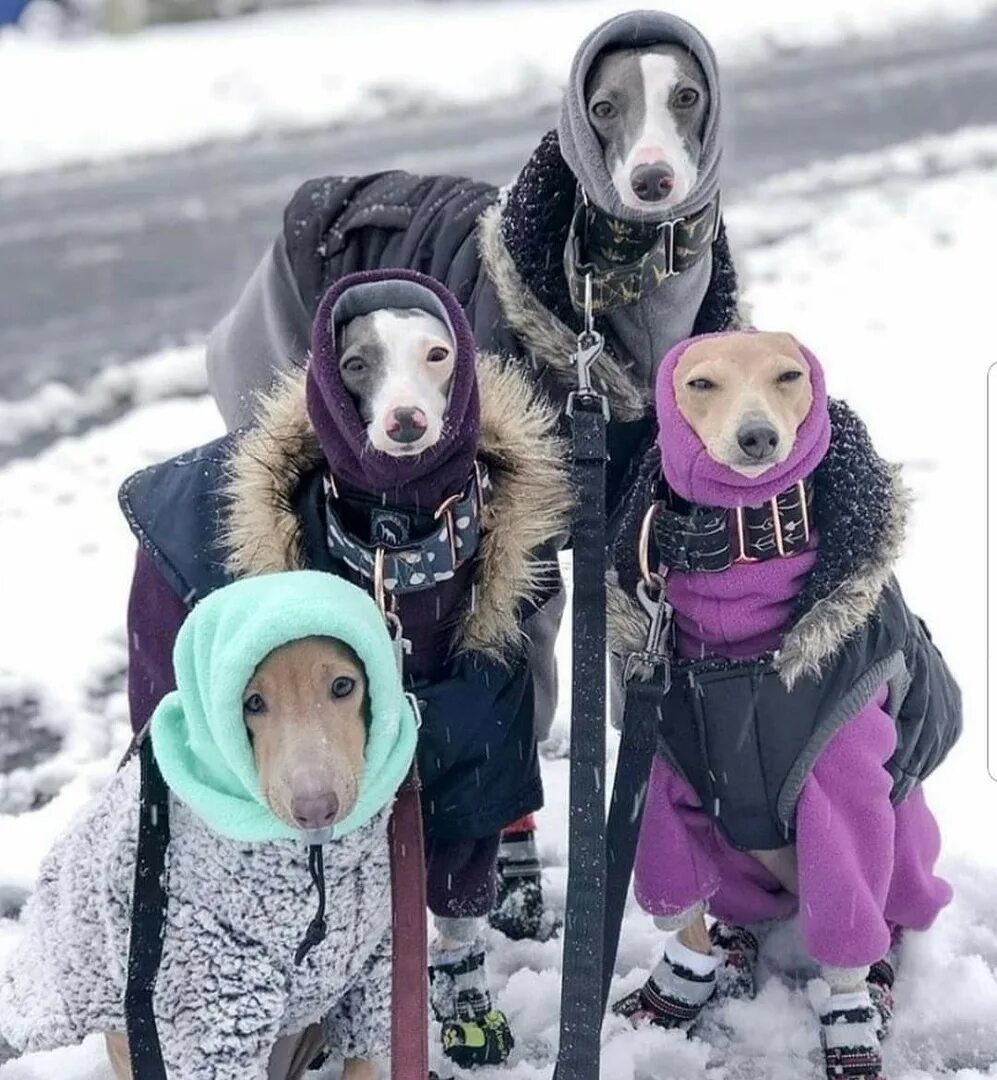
386 406 428 444
291 791 340 830
630 162 675 203
737 423 780 461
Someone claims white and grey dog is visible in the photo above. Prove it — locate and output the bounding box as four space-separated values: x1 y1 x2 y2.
585 43 710 211
338 308 455 455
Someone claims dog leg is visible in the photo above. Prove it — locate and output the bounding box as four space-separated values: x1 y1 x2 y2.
267 1022 327 1080
676 912 713 956
748 846 799 896
104 1033 133 1080
342 1059 379 1080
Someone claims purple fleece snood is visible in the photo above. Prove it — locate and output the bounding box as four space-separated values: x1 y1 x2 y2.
655 330 829 659
306 268 481 512
306 269 482 678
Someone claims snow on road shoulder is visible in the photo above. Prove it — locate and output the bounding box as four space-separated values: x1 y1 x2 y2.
0 343 207 449
1 131 996 1078
1 0 996 176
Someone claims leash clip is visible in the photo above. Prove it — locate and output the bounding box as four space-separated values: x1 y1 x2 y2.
404 691 423 731
623 575 673 688
566 276 609 420
384 609 412 680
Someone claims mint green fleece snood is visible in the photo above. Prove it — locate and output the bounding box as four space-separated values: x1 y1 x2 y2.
149 571 418 843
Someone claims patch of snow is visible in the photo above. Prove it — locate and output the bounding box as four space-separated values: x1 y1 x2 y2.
1 0 996 176
0 344 206 448
1 129 995 1077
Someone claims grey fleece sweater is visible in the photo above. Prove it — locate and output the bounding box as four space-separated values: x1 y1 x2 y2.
0 758 391 1077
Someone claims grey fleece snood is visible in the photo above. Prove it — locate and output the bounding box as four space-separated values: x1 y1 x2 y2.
557 9 722 224
557 10 724 382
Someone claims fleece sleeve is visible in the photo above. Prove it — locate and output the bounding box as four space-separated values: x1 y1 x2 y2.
205 236 312 431
126 549 189 734
322 929 392 1061
795 688 897 969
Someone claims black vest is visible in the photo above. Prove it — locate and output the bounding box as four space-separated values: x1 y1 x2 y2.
656 579 961 851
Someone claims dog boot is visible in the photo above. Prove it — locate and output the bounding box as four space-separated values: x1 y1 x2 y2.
818 987 886 1080
430 939 514 1068
489 818 558 941
709 921 759 1002
613 935 720 1030
867 931 902 1042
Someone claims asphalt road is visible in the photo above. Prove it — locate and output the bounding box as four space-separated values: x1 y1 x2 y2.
2 11 997 414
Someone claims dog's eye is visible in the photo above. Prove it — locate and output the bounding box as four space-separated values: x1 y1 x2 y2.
342 356 365 373
244 692 267 715
688 377 716 391
426 347 450 364
674 87 700 108
330 676 356 700
777 370 803 384
591 100 616 120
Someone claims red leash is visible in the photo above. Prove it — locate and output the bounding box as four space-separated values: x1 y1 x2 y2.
389 767 428 1078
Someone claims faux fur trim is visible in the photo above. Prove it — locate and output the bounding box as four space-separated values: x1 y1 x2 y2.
477 203 648 423
220 355 571 661
775 467 911 687
606 448 912 689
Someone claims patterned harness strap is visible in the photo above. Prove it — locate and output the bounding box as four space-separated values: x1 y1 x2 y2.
324 462 492 597
650 478 814 574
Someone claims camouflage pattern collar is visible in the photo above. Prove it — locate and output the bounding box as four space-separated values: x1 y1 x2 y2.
564 192 720 315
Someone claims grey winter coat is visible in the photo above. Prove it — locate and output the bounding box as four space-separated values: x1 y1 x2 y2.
0 758 391 1077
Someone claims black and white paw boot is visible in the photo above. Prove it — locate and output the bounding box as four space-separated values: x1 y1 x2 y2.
489 819 558 941
429 932 514 1069
613 936 720 1031
817 976 886 1080
867 929 902 1041
709 921 759 1002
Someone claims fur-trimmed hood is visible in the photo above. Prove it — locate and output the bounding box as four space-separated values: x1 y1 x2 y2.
608 399 912 688
220 352 571 662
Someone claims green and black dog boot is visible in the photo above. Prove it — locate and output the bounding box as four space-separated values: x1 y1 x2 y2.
430 940 514 1068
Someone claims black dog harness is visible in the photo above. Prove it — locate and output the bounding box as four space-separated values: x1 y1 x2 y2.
564 192 720 315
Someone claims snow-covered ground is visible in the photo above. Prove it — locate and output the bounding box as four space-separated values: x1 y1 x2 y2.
1 126 995 1077
1 0 997 176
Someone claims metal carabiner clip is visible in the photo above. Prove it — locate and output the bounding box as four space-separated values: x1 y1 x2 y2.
384 609 412 680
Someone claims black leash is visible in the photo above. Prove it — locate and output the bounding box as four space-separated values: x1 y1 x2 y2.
125 735 170 1080
600 680 666 1012
554 289 610 1080
600 533 675 1015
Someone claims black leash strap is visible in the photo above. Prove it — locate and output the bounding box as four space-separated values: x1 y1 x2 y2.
125 736 170 1080
554 318 609 1080
601 573 673 1014
600 680 665 1012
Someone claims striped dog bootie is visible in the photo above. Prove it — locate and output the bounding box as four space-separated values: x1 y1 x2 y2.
612 935 720 1030
429 940 514 1068
819 989 886 1080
